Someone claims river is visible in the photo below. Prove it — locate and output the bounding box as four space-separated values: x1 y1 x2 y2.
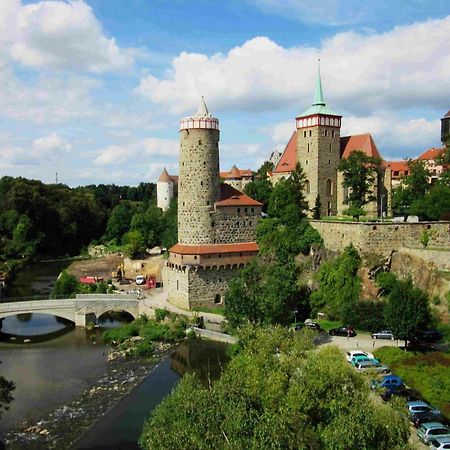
0 261 229 448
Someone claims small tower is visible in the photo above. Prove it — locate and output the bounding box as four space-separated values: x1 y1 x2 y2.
441 109 450 148
295 61 342 216
178 97 220 244
157 167 174 212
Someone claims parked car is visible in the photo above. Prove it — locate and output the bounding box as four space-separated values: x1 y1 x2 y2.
417 422 450 445
354 360 390 374
371 330 395 340
405 341 438 352
304 320 322 332
292 323 304 331
329 326 356 337
407 400 441 417
351 355 380 366
430 436 450 450
135 275 146 285
412 411 449 429
414 329 443 342
370 375 403 391
345 350 375 363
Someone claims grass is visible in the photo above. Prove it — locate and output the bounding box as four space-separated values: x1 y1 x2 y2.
192 306 225 316
317 319 341 331
374 346 450 418
437 323 450 344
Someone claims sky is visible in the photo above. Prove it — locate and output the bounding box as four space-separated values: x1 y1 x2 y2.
0 0 449 187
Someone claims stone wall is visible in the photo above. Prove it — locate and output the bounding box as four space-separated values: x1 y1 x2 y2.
164 264 239 310
178 128 220 245
297 126 340 216
310 220 450 257
214 205 260 244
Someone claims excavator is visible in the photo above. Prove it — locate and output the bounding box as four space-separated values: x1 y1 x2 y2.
111 263 125 281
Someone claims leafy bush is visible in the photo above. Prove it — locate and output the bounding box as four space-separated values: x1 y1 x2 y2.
346 300 385 331
133 340 155 357
103 322 140 344
155 308 169 322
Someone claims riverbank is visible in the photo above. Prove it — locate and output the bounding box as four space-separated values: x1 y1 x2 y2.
2 340 175 450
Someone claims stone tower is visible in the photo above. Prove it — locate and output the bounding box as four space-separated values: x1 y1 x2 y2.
157 167 174 212
164 99 262 310
295 61 342 216
178 98 220 244
441 109 450 148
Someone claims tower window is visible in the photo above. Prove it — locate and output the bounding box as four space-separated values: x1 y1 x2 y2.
198 140 202 145
201 181 203 186
309 130 312 137
326 179 333 196
237 208 240 213
306 160 308 165
332 130 335 137
177 280 179 290
194 255 197 259
204 161 206 165
307 143 310 153
325 130 328 137
303 131 306 138
328 160 331 165
212 221 215 227
305 179 310 194
206 200 210 205
245 208 248 213
249 221 252 226
329 143 332 152
183 202 185 206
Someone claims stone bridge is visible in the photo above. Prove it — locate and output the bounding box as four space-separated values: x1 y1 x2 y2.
0 294 142 327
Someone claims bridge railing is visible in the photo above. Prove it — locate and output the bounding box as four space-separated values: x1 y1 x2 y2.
1 295 71 303
75 293 141 300
0 299 76 312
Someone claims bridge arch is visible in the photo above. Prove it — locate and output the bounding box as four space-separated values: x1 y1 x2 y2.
0 309 75 323
96 309 136 321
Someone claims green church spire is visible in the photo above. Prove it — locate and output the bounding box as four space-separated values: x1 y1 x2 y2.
313 59 326 106
299 59 340 117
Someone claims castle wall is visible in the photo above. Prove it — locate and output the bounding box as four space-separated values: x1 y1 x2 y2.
310 220 450 257
164 264 239 309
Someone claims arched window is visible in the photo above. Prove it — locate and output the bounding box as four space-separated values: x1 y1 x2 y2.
305 179 310 194
326 179 333 196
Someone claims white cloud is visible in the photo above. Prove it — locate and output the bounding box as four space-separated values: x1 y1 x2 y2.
136 17 450 117
32 133 72 155
1 0 134 73
94 138 179 166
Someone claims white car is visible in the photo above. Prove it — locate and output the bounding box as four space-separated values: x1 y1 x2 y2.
345 350 375 363
407 400 441 416
135 275 146 285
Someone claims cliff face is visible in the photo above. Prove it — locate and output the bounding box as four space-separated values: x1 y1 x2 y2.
390 248 450 321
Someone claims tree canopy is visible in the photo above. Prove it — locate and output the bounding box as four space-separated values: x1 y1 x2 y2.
339 150 380 220
140 325 410 450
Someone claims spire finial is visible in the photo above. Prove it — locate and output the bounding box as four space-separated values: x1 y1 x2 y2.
195 96 211 117
313 58 326 106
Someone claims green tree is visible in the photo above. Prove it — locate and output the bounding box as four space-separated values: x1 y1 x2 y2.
51 270 80 298
0 362 15 422
244 178 273 213
130 205 162 249
339 150 380 220
310 244 362 321
123 229 147 258
160 199 178 249
312 194 321 219
105 202 135 242
140 325 410 450
392 159 430 218
383 277 432 344
224 259 307 327
410 183 450 220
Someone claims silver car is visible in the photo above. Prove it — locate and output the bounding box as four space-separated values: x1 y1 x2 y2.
371 330 395 340
417 422 450 445
354 360 390 374
430 436 450 449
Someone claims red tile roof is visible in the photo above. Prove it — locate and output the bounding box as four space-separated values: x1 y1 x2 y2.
273 132 297 173
387 160 410 172
169 242 259 255
417 146 444 161
158 168 172 182
220 165 253 179
215 183 262 207
340 133 382 160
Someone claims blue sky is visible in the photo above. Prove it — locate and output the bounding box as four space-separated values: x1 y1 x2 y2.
1 0 449 186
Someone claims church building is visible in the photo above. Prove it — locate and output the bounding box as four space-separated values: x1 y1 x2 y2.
271 64 390 218
163 99 262 310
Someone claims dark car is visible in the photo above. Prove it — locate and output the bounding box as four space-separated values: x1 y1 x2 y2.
406 341 438 352
415 329 443 342
329 326 357 337
412 411 449 429
305 321 322 332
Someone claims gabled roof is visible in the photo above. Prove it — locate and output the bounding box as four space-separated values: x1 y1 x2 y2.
443 110 450 118
418 146 444 161
387 160 409 172
169 241 258 255
273 131 297 173
215 183 262 207
220 166 253 179
340 134 382 160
